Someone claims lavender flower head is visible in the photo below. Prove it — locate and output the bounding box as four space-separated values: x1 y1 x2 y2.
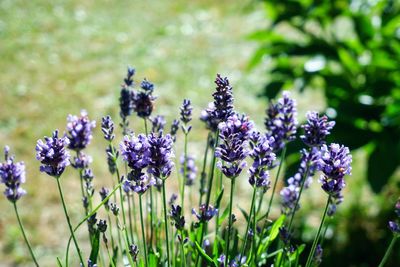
180 154 197 186
170 204 185 231
301 111 335 147
66 110 96 151
101 115 115 141
170 119 180 142
212 74 234 122
36 130 70 177
132 78 156 118
318 143 352 197
151 115 166 134
200 102 220 132
265 91 298 151
280 185 299 215
147 133 174 179
248 134 276 189
119 67 135 119
287 148 320 189
0 146 26 202
192 204 218 224
180 99 193 134
71 151 92 169
388 199 400 235
215 114 254 178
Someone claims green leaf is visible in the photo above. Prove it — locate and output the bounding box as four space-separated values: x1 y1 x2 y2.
288 244 306 262
367 136 400 193
89 230 100 264
194 241 217 267
148 251 158 266
268 215 286 243
238 205 250 223
56 257 63 267
215 188 225 209
218 205 230 225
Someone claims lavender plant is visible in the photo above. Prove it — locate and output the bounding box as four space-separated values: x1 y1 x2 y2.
1 67 366 267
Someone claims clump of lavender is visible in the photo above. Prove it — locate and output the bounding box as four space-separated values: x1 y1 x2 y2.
101 115 115 141
248 134 276 189
301 111 335 147
36 130 70 177
180 99 193 134
66 110 96 151
318 143 352 198
132 78 156 118
265 91 297 151
192 204 218 225
0 146 26 202
170 119 180 142
180 155 197 186
119 67 135 121
215 114 253 178
151 115 166 134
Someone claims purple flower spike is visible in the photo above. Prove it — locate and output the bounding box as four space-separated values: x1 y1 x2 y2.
180 99 193 134
101 115 115 141
147 133 174 179
180 155 197 186
265 91 298 151
71 151 92 169
280 185 299 215
66 110 96 151
151 115 166 134
212 74 234 122
119 67 135 120
170 119 180 142
192 204 218 223
389 221 400 234
215 114 253 178
248 134 276 189
318 143 352 197
120 134 150 170
36 130 70 177
133 78 156 118
301 111 335 147
0 147 26 202
170 204 185 231
200 102 220 132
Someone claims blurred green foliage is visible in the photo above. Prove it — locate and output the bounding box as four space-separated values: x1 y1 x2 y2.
249 0 400 193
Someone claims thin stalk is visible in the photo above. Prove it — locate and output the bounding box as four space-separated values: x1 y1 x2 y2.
144 118 154 247
128 193 134 243
56 177 85 266
378 235 398 267
181 133 188 211
305 196 331 267
225 177 236 266
105 237 116 267
179 231 187 267
13 203 39 267
265 146 287 219
213 171 224 253
240 186 257 262
107 213 116 257
287 162 311 232
115 167 129 243
131 193 139 243
198 133 211 206
139 194 149 267
162 179 171 266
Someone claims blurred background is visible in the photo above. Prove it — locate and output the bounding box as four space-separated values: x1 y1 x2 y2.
0 0 399 266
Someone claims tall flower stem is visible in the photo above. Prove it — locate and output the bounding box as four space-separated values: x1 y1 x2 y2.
55 177 85 266
240 186 257 262
127 193 134 243
378 235 398 267
265 146 287 219
139 194 149 267
115 166 129 244
287 162 311 232
161 178 171 266
143 118 154 246
305 196 331 267
225 177 236 266
198 133 211 206
181 133 188 211
13 203 39 267
179 231 187 267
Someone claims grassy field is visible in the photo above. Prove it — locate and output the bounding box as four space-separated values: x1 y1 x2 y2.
0 0 377 266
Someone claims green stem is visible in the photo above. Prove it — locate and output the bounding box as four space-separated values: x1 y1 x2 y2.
180 231 187 267
199 133 211 206
13 203 39 267
56 177 85 266
378 235 398 267
305 196 331 267
181 133 188 211
240 186 257 262
265 146 287 219
107 213 116 257
162 179 171 266
144 118 154 248
225 177 236 266
128 193 134 243
139 194 149 267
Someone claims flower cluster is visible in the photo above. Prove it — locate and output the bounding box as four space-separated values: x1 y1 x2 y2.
388 199 400 234
180 99 193 134
192 204 218 224
265 91 297 151
71 151 92 169
200 102 220 132
151 115 166 134
301 111 335 147
318 143 352 196
36 130 70 177
215 114 253 178
66 110 96 151
180 155 197 186
0 146 26 202
119 67 135 120
132 78 156 118
101 115 115 141
248 134 276 189
147 133 174 179
211 74 235 122
170 204 185 231
170 119 180 142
